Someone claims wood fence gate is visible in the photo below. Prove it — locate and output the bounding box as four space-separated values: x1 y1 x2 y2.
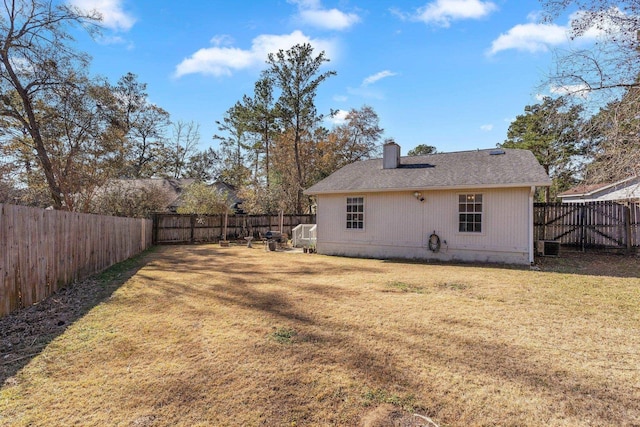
534 201 640 251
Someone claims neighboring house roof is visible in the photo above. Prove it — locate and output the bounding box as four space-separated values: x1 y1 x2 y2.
210 181 244 214
168 180 243 213
99 178 243 212
210 181 242 206
305 148 551 195
558 183 611 196
105 178 195 192
558 176 640 202
100 178 196 212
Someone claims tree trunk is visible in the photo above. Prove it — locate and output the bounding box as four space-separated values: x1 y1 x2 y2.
15 79 64 208
544 165 551 202
264 122 270 189
294 121 303 214
33 139 65 209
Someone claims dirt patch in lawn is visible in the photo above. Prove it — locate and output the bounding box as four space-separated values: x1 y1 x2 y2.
1 245 639 426
0 249 155 385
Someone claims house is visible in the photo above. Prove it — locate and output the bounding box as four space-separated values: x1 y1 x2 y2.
97 178 243 213
557 176 640 203
97 178 196 212
304 142 551 265
209 181 244 214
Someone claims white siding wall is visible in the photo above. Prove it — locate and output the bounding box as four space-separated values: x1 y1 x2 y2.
316 187 531 264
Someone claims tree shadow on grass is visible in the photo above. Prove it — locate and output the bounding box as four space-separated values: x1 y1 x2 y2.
0 248 157 386
4 244 634 425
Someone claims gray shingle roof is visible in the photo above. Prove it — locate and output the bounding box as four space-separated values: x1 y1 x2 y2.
557 176 639 198
304 148 551 195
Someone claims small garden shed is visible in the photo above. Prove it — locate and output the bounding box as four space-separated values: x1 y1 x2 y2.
304 142 551 265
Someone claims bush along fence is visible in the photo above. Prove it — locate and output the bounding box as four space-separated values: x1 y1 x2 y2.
152 213 316 244
0 204 153 318
534 201 640 252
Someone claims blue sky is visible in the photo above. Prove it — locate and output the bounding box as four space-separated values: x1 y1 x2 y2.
67 0 592 155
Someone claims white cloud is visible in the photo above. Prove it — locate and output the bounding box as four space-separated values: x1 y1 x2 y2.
362 70 397 86
175 48 254 78
488 23 568 55
174 30 337 78
97 35 134 49
342 70 398 100
290 0 320 8
550 84 591 99
570 8 629 38
300 9 360 30
536 84 591 101
480 124 493 131
412 0 498 27
326 109 349 125
210 35 235 47
68 0 136 31
290 0 360 30
488 8 630 56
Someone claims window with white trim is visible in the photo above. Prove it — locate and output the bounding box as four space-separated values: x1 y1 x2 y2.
346 197 364 229
459 194 482 232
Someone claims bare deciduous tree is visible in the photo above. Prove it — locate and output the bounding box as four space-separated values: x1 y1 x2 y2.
0 0 100 209
542 1 640 94
168 120 200 179
541 1 640 184
582 85 640 182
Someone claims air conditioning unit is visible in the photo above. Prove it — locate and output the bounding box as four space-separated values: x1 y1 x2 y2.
537 240 560 256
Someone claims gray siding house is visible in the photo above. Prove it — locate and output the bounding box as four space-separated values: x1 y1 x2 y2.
558 176 640 203
304 142 551 265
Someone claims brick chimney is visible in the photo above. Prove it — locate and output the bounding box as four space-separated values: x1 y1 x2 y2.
383 140 400 169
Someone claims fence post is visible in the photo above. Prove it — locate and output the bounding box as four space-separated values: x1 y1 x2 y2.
219 214 224 241
190 214 195 244
152 213 158 245
542 204 547 241
580 204 586 252
624 204 632 253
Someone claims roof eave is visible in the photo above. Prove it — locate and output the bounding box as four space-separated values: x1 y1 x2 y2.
304 181 552 195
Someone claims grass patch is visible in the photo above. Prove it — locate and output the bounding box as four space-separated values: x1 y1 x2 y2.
385 281 425 293
94 246 157 285
362 388 418 412
437 281 469 291
1 246 639 426
271 327 297 344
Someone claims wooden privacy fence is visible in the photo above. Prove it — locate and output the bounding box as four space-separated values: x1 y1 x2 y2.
534 201 640 251
153 213 316 244
1 204 153 317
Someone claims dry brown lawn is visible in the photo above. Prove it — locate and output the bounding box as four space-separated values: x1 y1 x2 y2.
1 245 639 426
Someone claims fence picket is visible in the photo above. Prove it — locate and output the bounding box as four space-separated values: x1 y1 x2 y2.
0 204 152 318
152 213 316 244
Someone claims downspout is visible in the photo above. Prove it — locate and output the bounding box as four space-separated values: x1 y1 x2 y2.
528 186 535 265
